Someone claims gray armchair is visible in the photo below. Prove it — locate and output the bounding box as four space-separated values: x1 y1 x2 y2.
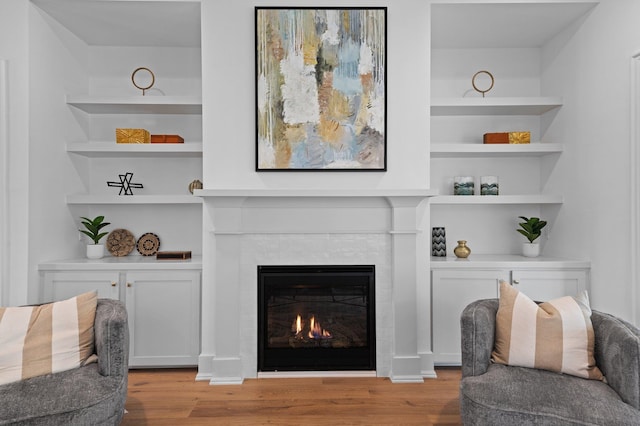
460 299 640 425
0 299 129 425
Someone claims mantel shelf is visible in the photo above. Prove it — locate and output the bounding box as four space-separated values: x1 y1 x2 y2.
431 195 562 205
66 195 202 205
67 142 203 158
430 97 562 116
66 95 202 114
195 188 437 199
431 143 562 158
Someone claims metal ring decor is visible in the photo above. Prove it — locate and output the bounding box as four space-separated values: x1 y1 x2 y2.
131 67 155 95
472 70 494 98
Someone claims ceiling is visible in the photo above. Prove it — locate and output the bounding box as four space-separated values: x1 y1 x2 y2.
31 0 201 47
431 2 598 49
30 1 597 50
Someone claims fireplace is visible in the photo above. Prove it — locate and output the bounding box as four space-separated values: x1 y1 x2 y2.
258 265 376 372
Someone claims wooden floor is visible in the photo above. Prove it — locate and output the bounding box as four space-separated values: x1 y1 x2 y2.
122 368 462 425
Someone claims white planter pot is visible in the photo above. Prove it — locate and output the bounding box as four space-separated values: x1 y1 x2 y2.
522 242 540 258
86 244 105 259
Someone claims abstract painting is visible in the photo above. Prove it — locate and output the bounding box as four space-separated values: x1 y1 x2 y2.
256 7 387 171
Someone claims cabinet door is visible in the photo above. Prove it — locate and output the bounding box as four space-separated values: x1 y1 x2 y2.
511 269 588 302
431 269 505 365
125 270 201 367
43 271 120 302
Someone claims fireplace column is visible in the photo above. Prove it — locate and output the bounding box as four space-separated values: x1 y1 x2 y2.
387 196 431 383
198 196 247 384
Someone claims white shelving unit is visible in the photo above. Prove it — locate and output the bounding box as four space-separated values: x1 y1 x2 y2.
34 0 204 266
66 194 202 205
428 0 598 366
431 143 563 158
431 96 562 116
67 142 203 158
33 0 204 368
430 195 563 205
429 1 597 258
66 95 202 115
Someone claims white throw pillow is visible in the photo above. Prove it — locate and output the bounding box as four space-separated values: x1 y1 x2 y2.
492 281 603 380
0 291 97 385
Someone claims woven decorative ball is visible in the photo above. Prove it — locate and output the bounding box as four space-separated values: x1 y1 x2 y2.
137 232 160 256
106 229 136 257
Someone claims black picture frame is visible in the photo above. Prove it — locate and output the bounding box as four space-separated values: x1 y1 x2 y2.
255 7 387 171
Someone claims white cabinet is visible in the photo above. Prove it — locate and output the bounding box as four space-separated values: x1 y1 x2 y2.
430 256 590 365
43 271 120 302
125 271 201 367
432 269 503 365
511 269 588 302
40 259 202 368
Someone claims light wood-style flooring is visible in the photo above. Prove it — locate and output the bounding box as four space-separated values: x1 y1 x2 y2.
122 368 462 425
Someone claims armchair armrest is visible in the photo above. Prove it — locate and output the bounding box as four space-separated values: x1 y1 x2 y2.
94 299 129 378
592 310 640 409
460 299 499 378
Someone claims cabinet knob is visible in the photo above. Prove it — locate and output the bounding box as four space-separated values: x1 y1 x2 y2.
127 282 132 288
111 282 117 287
513 279 520 285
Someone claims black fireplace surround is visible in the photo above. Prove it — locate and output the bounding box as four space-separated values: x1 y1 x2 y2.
258 265 376 372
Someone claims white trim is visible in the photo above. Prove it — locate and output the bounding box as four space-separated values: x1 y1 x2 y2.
630 51 640 327
0 59 8 306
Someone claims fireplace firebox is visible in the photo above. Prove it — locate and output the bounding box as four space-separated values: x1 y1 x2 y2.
258 265 376 372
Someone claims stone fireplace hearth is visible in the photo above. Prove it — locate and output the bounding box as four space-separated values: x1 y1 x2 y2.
195 189 436 384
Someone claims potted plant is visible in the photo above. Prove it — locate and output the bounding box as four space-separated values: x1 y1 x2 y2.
80 216 110 259
517 216 547 257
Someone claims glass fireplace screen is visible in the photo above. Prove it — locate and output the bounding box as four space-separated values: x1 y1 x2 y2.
258 265 375 371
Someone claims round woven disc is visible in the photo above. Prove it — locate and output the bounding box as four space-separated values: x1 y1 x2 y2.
106 229 136 257
137 232 160 256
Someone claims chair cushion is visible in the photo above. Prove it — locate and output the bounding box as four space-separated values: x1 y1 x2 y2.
492 281 603 380
460 364 640 426
0 363 126 425
0 292 97 385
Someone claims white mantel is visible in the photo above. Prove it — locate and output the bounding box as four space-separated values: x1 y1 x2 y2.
194 189 436 384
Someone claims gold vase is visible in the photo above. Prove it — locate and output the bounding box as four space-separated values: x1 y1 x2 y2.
454 240 471 258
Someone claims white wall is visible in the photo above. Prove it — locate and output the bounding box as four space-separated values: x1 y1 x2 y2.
27 4 90 303
201 0 430 190
1 0 637 324
540 0 640 320
0 1 30 305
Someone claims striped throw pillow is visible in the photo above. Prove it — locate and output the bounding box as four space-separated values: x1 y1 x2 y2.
492 281 603 380
0 291 97 385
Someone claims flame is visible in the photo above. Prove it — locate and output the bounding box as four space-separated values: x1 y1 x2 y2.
295 314 302 334
308 316 332 339
292 314 332 339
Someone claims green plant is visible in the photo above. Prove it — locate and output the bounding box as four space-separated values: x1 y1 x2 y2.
79 216 110 244
517 216 547 243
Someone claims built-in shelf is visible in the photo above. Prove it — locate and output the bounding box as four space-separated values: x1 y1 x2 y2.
66 195 202 205
66 95 202 114
430 143 562 158
431 195 563 205
67 142 203 158
430 97 562 116
430 254 590 269
38 255 202 271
